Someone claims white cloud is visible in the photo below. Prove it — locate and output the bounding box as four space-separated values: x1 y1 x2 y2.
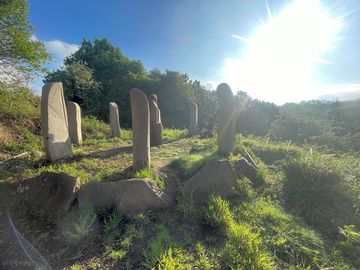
44 39 79 59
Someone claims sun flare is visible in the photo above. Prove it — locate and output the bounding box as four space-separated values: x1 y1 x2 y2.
223 0 342 103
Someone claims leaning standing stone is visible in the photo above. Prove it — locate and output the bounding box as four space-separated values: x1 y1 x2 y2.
109 102 121 137
189 102 198 135
130 88 150 170
148 94 162 146
41 82 72 161
66 101 82 145
217 83 236 156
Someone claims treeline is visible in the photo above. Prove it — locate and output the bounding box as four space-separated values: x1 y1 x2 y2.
44 38 360 152
236 96 360 152
45 39 217 132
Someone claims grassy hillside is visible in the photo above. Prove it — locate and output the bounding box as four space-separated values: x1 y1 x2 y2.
1 131 359 268
0 88 359 269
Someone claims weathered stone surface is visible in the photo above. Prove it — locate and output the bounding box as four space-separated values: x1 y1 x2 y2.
109 102 121 137
150 122 162 146
182 159 237 203
41 82 72 161
77 179 171 214
13 172 80 213
216 83 236 156
66 101 82 145
234 158 258 181
189 102 198 135
148 94 162 146
130 88 150 170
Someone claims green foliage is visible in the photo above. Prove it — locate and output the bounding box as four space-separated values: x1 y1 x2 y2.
134 167 165 189
234 177 255 200
203 196 273 269
237 199 327 268
0 84 40 118
62 207 97 243
0 84 42 155
282 156 360 237
45 61 101 116
237 97 280 136
222 223 273 270
142 225 172 268
171 152 216 179
45 39 216 133
162 128 188 142
82 116 111 140
0 0 50 82
338 225 360 267
103 211 124 243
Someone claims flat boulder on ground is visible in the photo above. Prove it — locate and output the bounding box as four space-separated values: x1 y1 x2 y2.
77 178 171 214
234 158 258 181
182 159 237 203
12 172 80 214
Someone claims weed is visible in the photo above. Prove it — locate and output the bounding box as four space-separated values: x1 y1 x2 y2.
61 207 97 244
142 225 172 268
103 211 124 243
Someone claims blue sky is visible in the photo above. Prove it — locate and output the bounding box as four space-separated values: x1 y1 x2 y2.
29 0 360 103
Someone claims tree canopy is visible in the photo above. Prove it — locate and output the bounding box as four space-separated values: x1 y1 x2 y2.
0 0 50 83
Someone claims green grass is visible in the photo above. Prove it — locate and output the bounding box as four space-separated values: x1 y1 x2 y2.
2 123 360 269
162 128 188 142
134 167 165 189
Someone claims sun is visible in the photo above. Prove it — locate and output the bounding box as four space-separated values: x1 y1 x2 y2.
223 0 342 103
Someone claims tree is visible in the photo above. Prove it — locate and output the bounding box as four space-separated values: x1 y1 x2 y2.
44 61 101 116
0 0 50 83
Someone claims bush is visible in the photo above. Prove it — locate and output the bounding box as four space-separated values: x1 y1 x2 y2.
282 156 359 237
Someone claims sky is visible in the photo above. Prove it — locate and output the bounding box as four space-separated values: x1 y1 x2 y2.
29 0 360 104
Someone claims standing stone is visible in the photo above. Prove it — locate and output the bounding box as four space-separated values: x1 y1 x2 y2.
66 101 82 145
148 94 162 146
41 82 72 161
130 88 150 170
217 83 237 156
189 102 198 135
109 102 121 137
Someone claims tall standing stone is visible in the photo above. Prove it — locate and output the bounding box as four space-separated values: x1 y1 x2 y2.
217 83 237 156
41 82 72 161
148 94 162 146
130 88 150 170
66 101 82 145
109 102 121 137
189 102 198 135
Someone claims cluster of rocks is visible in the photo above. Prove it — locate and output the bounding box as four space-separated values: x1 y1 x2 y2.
26 81 245 215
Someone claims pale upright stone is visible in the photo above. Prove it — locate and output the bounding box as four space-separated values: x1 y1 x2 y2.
109 102 121 137
148 94 162 146
66 101 82 145
130 88 150 170
41 82 72 161
217 83 237 156
189 102 198 135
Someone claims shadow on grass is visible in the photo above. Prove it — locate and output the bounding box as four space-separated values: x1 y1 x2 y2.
0 146 133 181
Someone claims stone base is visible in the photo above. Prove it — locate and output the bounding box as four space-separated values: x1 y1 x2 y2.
182 159 237 203
150 122 162 146
77 178 171 214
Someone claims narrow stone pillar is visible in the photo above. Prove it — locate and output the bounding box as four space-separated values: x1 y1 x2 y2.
216 83 237 156
109 102 121 137
66 101 82 145
189 102 198 135
148 94 162 146
41 82 72 161
130 88 150 170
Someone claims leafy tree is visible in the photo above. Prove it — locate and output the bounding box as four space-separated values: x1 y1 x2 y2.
0 0 50 83
44 61 101 116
